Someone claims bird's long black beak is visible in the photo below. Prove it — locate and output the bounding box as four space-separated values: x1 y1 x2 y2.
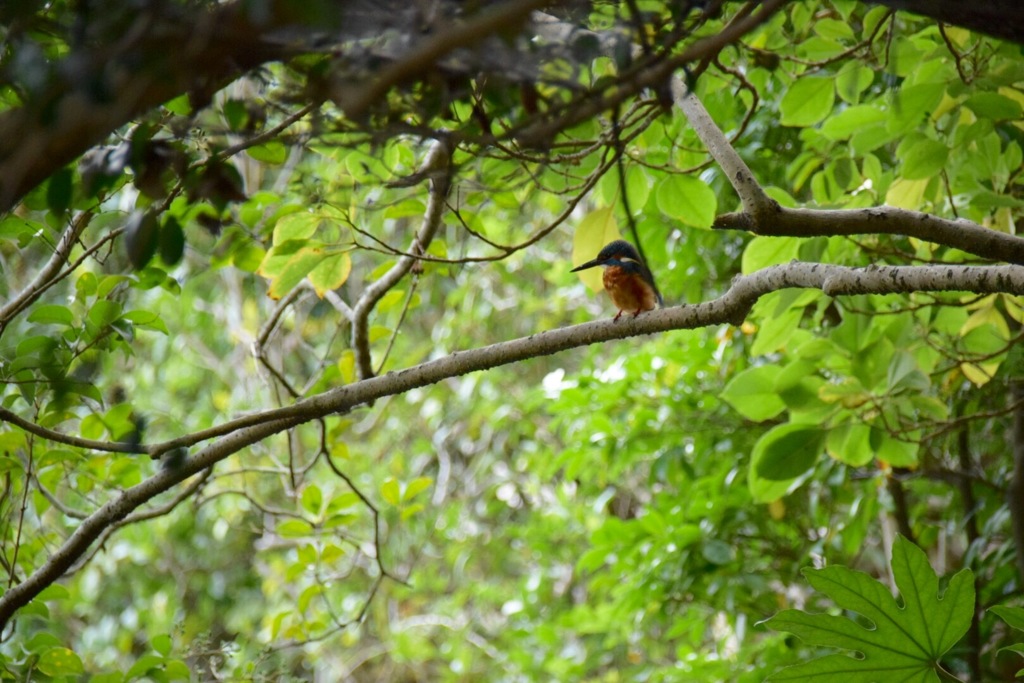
571 257 603 273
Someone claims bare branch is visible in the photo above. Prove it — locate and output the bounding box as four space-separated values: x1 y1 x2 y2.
0 407 145 455
351 138 452 380
715 204 1024 265
675 86 1024 264
673 87 769 217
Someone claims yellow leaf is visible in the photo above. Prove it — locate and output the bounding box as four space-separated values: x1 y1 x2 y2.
942 26 970 46
992 206 1016 234
930 92 961 122
961 361 999 387
308 251 352 297
960 301 1010 339
884 177 929 210
337 350 356 384
1003 295 1024 323
572 207 621 293
381 478 400 506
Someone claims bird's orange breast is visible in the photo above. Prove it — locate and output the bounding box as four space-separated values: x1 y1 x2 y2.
603 266 658 314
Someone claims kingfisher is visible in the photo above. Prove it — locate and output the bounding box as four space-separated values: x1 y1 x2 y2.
571 239 663 321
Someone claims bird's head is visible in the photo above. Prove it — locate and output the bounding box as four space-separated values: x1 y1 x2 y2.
570 240 644 272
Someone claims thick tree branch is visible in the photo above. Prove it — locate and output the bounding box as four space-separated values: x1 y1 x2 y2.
330 0 549 119
674 87 769 218
0 0 553 215
867 1 1024 46
3 259 1024 628
715 205 1024 265
675 85 1024 264
0 2 298 213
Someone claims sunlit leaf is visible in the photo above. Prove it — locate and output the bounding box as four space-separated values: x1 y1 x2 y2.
780 77 835 127
655 174 717 228
899 139 948 180
308 251 352 297
721 366 786 422
381 478 400 506
28 304 73 326
37 647 84 676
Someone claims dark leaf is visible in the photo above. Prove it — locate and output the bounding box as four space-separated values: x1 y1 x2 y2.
45 167 72 215
159 216 185 265
125 211 159 270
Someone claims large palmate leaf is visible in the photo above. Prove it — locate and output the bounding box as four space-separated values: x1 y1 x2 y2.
763 535 974 682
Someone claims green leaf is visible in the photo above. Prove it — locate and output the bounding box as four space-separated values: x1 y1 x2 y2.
403 476 433 502
381 478 400 506
826 422 873 466
780 77 835 127
885 177 929 210
964 92 1023 120
835 64 874 104
222 99 248 131
164 659 192 681
763 535 975 682
87 299 123 329
751 304 803 355
125 210 159 270
889 83 945 134
247 141 288 164
702 539 734 565
655 175 717 228
899 139 948 180
122 309 169 334
46 167 73 215
741 236 800 274
797 37 847 62
163 94 191 115
27 304 74 326
751 423 824 482
151 634 173 657
301 484 323 516
159 216 185 266
813 18 854 40
259 243 328 299
276 519 313 538
721 366 786 422
126 653 164 679
871 430 920 467
36 647 84 676
37 584 70 602
273 211 321 245
991 605 1024 631
307 251 352 297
